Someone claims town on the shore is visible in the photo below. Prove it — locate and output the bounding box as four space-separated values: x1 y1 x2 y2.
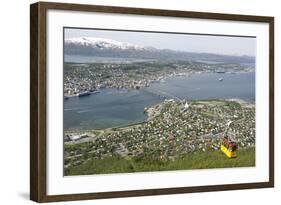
64 99 255 169
64 60 254 97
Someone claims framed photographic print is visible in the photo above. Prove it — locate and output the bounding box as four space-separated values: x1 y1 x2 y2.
30 1 274 202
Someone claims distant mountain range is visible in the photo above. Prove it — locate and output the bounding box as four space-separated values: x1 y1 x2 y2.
64 37 255 64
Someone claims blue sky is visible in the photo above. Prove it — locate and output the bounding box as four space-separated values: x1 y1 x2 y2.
65 28 256 56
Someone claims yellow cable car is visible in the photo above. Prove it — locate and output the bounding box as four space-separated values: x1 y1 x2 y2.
220 135 238 158
220 121 238 158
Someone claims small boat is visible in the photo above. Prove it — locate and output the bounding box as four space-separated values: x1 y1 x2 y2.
219 78 223 82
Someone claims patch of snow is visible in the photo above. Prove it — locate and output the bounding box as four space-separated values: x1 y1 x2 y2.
65 37 147 50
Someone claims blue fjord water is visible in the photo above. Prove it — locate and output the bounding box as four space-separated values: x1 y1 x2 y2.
64 72 255 130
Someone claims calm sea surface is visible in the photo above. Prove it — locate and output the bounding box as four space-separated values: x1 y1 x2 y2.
64 72 255 130
65 55 154 63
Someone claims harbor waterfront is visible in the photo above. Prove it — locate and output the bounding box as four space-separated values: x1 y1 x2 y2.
64 72 255 130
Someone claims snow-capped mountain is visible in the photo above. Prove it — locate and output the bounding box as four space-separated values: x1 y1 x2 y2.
64 37 255 63
65 37 147 51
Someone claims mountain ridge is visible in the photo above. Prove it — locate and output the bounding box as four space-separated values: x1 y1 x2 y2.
64 37 255 63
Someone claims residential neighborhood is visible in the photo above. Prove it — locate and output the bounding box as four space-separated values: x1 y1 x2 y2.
64 99 255 169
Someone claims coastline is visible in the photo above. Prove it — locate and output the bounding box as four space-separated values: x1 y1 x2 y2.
64 70 255 98
65 98 255 143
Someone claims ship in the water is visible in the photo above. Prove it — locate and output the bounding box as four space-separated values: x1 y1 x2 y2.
76 91 91 97
76 90 100 97
91 90 100 94
219 78 223 82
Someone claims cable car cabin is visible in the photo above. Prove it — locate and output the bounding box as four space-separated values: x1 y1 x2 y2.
220 135 238 158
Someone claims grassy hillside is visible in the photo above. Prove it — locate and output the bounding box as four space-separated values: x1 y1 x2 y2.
64 147 255 176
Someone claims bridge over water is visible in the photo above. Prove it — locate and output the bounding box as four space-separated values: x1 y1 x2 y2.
144 87 183 102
